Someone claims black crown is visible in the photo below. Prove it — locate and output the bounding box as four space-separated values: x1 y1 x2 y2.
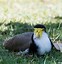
34 24 46 32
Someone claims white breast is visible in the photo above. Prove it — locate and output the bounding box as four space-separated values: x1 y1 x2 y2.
33 32 52 55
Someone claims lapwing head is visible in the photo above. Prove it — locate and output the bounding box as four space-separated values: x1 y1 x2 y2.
34 24 46 38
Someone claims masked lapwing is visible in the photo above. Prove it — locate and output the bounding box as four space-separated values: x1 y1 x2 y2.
3 24 54 56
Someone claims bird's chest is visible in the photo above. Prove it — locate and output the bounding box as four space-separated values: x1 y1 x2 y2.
34 37 52 55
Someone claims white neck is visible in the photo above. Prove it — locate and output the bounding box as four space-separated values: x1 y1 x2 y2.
33 31 52 55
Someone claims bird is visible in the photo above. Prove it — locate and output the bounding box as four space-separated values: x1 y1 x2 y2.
28 24 53 56
3 24 54 56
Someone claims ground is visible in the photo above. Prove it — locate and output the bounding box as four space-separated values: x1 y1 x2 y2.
0 22 62 64
0 0 62 64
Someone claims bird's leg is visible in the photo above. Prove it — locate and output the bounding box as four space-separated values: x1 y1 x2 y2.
16 49 29 56
22 49 29 55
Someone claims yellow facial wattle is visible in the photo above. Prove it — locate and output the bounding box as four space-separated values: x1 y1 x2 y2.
34 28 43 38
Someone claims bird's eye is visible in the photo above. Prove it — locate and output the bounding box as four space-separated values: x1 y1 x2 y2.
34 28 38 33
35 30 38 33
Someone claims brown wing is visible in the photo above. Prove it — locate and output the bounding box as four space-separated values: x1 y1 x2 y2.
3 32 33 52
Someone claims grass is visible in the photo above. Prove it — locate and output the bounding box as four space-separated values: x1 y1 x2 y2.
0 0 62 64
0 21 62 64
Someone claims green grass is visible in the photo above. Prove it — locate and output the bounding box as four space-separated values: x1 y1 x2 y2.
0 20 62 64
